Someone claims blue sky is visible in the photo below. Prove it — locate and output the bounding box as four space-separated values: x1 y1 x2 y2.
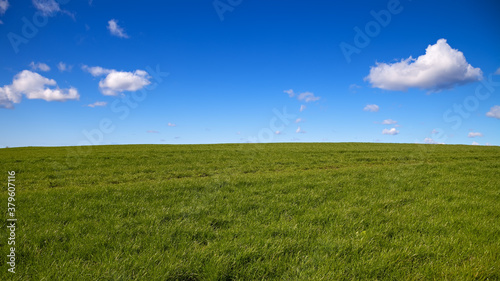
0 0 499 147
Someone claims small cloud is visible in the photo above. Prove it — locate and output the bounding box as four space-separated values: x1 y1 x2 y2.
0 0 9 15
147 130 159 134
236 131 241 135
349 84 362 93
82 65 112 77
471 141 480 146
57 62 72 72
87 101 107 108
381 119 397 125
107 19 129 38
365 39 482 92
285 89 320 102
32 0 60 15
468 132 483 138
431 129 440 134
363 104 379 112
32 0 74 18
296 126 306 134
275 131 282 135
83 65 151 96
382 128 399 135
300 105 306 112
495 67 500 75
486 105 500 119
297 91 320 102
284 89 295 98
295 118 302 123
29 62 50 72
167 122 176 127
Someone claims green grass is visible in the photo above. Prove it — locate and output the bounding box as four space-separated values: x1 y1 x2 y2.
1 143 499 280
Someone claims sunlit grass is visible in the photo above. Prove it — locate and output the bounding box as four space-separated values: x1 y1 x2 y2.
1 143 499 280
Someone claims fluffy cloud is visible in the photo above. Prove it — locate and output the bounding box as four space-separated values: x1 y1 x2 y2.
0 0 9 15
83 65 151 96
297 92 320 102
82 65 112 77
363 104 379 112
275 131 282 135
468 132 483 138
296 126 305 134
30 62 50 72
300 105 306 112
295 118 302 123
87 101 107 108
57 62 72 72
381 119 397 125
33 0 60 15
0 70 79 109
167 122 176 127
285 89 320 102
365 39 482 92
382 128 399 135
471 141 480 146
486 105 500 119
107 19 129 38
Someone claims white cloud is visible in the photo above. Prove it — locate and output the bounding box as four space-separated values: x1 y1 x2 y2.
365 39 482 92
295 118 302 123
275 131 282 135
29 62 50 72
83 66 151 96
107 19 129 38
471 141 480 146
297 91 320 102
300 105 306 112
382 128 399 135
381 119 397 125
296 126 305 134
167 122 176 127
363 104 379 112
285 89 320 102
486 105 500 119
495 68 500 75
424 138 443 144
99 70 150 96
87 101 107 108
82 65 112 77
147 130 159 134
57 62 72 72
284 89 294 98
0 70 79 108
468 132 483 138
0 0 9 15
32 0 60 15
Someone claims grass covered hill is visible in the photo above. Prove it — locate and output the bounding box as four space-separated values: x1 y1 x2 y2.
1 143 499 280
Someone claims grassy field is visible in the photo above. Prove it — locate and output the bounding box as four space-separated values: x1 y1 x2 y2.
1 143 499 280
